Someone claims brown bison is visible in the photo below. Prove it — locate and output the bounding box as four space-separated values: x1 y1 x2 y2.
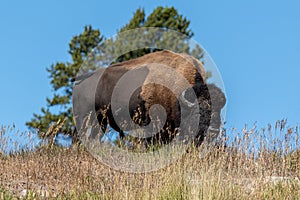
73 50 226 147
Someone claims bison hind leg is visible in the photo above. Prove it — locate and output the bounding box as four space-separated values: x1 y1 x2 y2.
87 112 108 140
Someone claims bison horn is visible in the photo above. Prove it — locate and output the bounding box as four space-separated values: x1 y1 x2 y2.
180 89 197 107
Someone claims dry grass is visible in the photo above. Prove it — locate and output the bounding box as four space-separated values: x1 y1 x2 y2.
0 120 299 199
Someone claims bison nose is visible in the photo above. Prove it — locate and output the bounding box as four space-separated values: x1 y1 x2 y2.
206 112 222 137
208 126 220 134
206 126 221 143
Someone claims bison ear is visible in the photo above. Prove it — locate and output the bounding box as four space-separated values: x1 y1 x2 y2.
207 84 226 110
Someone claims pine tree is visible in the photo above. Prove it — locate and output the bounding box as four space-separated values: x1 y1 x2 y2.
26 26 103 142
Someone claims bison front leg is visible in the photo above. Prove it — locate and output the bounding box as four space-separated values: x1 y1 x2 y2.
144 120 177 147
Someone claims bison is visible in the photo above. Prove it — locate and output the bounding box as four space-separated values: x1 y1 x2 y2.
73 50 226 147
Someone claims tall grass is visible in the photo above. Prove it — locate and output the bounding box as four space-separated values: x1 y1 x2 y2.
0 120 299 199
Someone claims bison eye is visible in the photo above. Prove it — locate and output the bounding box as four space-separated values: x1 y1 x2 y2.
180 88 197 107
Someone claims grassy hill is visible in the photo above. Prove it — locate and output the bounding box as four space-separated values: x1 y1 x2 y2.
0 121 299 199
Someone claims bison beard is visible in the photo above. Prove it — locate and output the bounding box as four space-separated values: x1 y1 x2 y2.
73 50 226 148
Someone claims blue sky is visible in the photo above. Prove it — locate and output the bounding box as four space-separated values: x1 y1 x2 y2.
0 0 300 138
